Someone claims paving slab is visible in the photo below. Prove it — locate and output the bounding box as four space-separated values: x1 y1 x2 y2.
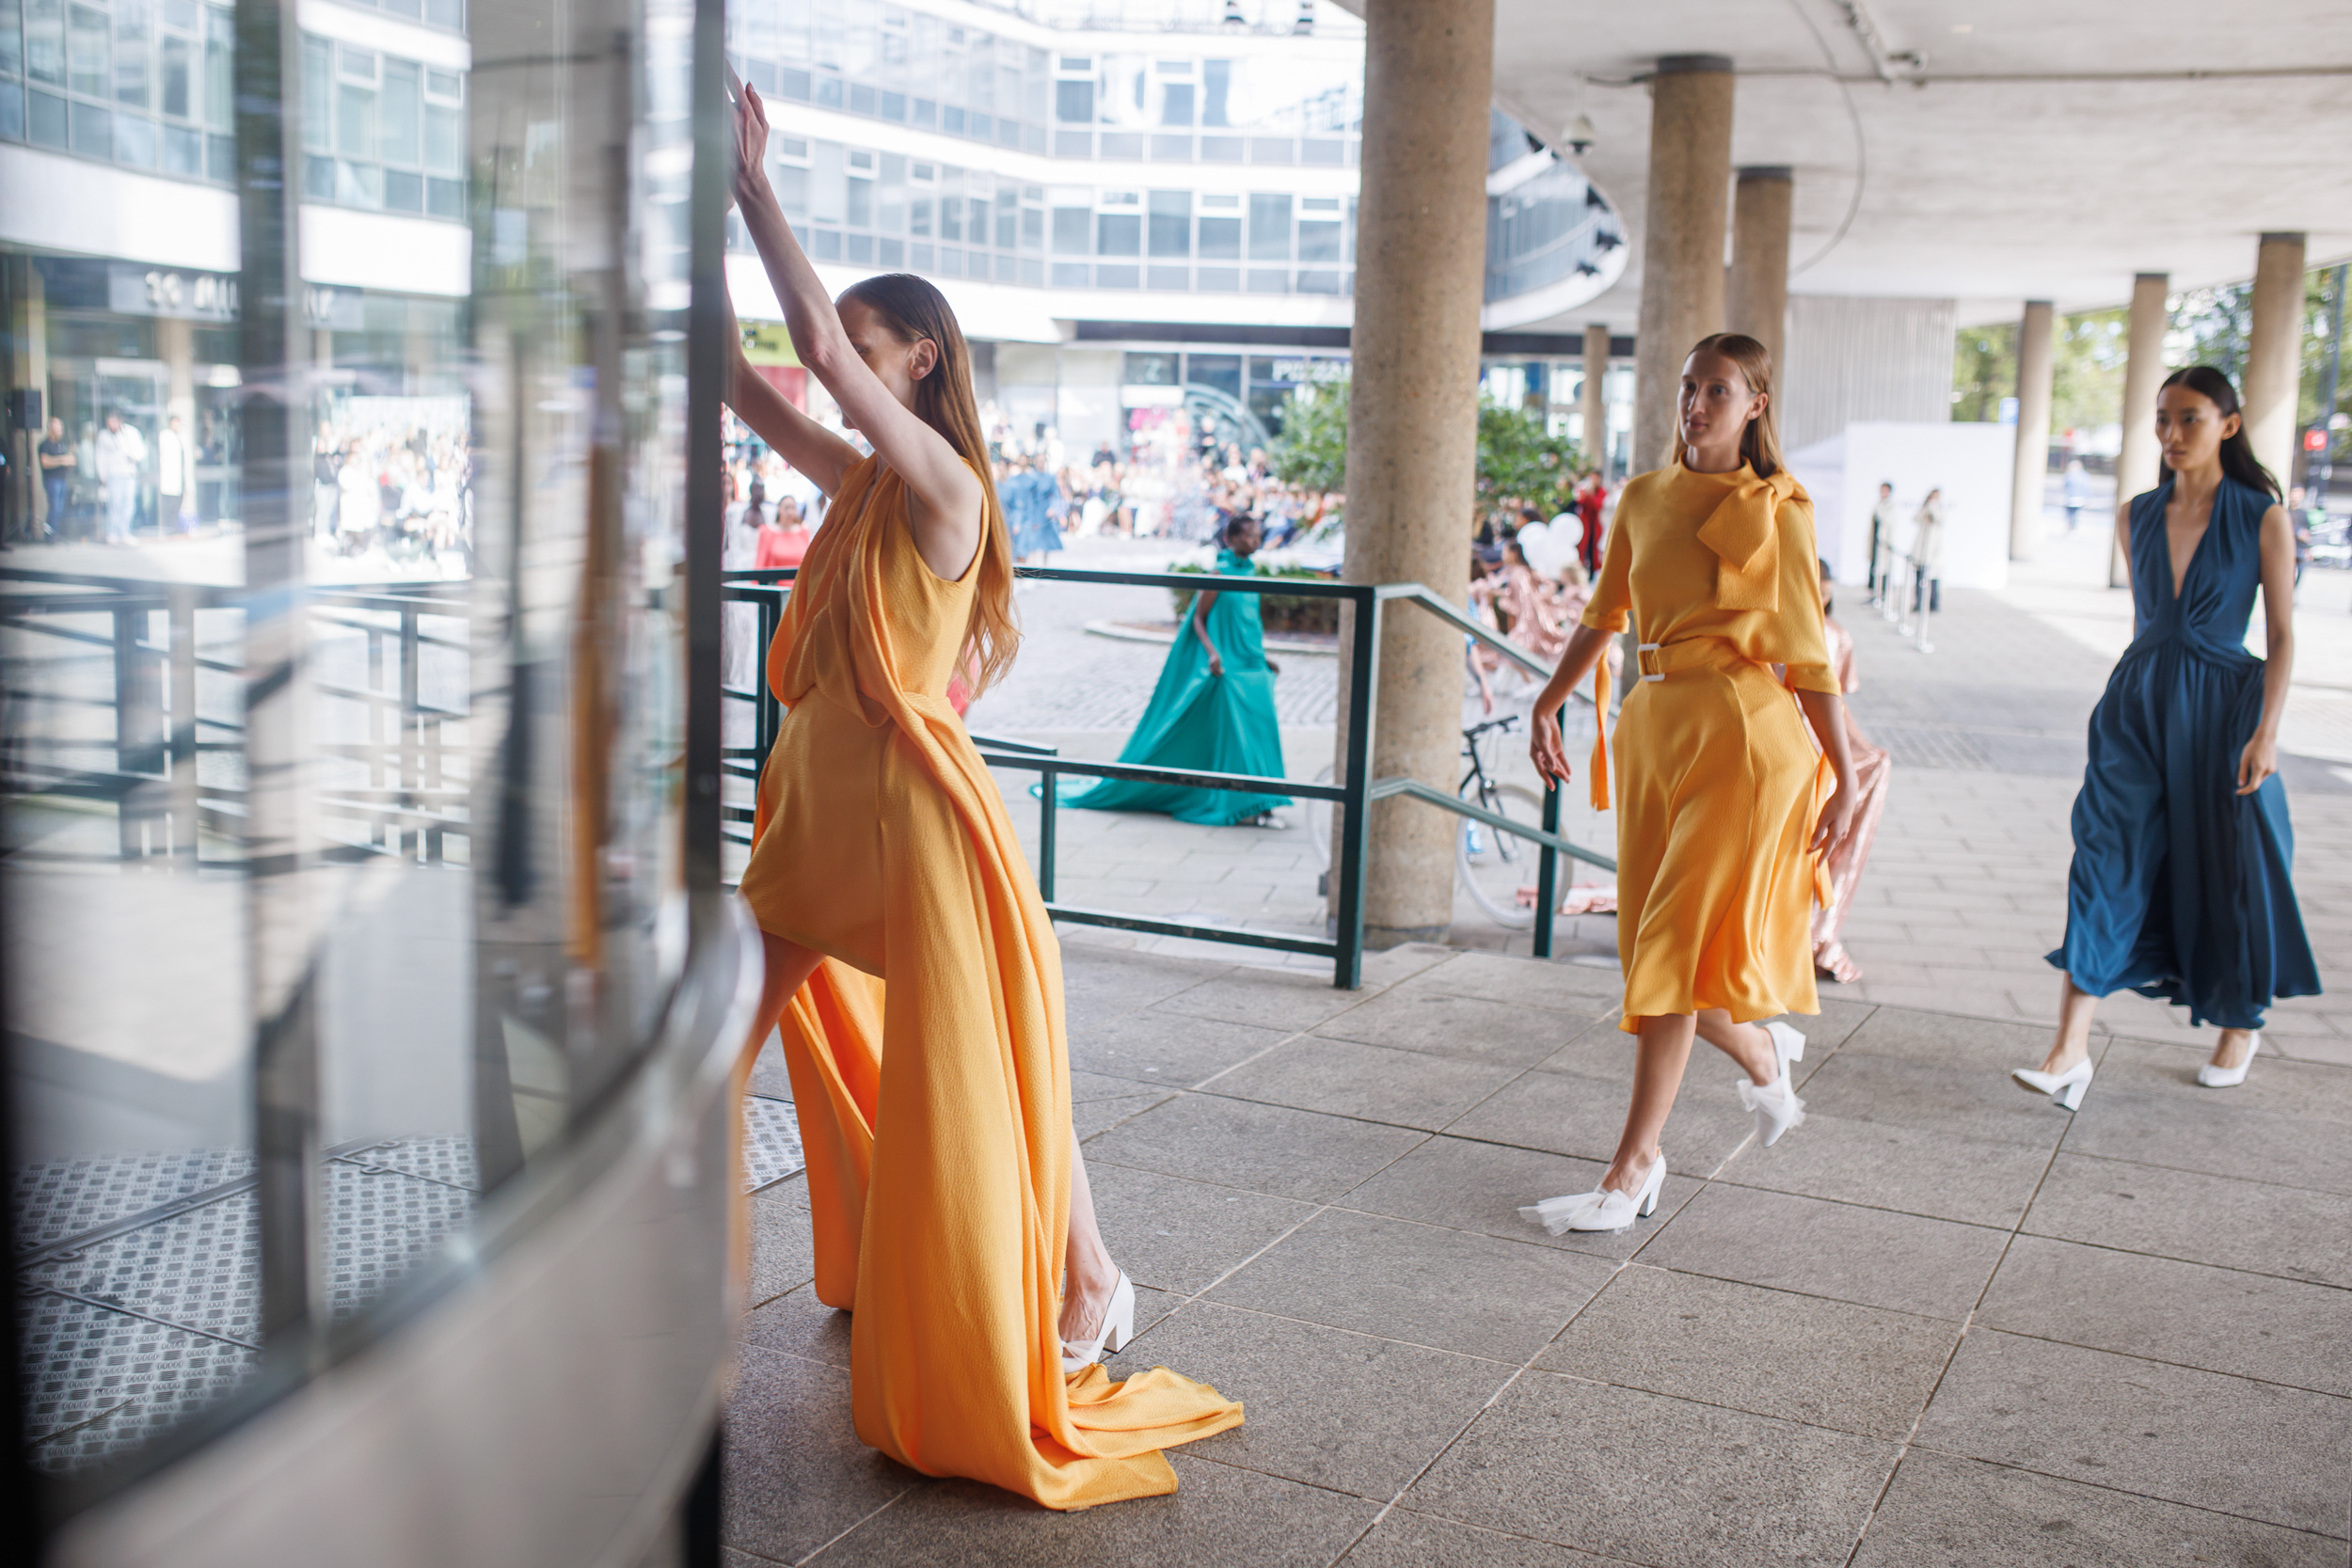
1121 1301 1511 1500
1713 1108 2056 1229
1083 1159 1319 1298
2024 1152 2352 1287
1537 1265 1962 1441
1975 1233 2352 1397
1085 1092 1427 1205
1405 1372 1899 1568
1336 1133 1702 1261
1443 1062 1759 1181
1914 1328 2352 1536
1203 1035 1523 1131
2063 1083 2352 1195
1205 1205 1615 1363
1068 1007 1295 1088
1851 1448 2347 1568
1338 1510 1633 1566
724 1345 917 1565
748 1177 815 1307
1311 986 1603 1069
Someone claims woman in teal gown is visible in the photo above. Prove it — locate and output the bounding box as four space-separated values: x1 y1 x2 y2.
1070 514 1292 825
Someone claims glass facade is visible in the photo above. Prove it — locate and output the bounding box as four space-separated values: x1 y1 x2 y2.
0 0 723 1510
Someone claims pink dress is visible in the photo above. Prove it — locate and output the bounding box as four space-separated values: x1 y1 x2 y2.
1810 614 1892 982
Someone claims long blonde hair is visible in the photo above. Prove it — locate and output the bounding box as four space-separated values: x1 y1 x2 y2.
835 272 1020 694
1669 332 1786 480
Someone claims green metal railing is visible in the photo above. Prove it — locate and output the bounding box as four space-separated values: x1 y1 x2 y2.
720 563 1615 989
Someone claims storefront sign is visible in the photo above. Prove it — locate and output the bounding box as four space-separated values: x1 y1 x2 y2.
109 262 240 322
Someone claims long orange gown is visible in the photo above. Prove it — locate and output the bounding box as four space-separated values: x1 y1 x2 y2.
737 454 1242 1509
1580 461 1837 1031
1810 613 1893 982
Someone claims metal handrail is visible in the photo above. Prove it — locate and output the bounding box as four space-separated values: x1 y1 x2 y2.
720 562 1613 987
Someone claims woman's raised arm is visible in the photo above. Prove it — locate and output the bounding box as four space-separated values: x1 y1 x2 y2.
731 86 981 578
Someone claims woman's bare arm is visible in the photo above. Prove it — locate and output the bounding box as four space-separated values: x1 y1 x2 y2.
1794 689 1862 851
721 293 857 496
1192 591 1223 674
2240 502 2296 795
732 86 981 580
1526 623 1615 788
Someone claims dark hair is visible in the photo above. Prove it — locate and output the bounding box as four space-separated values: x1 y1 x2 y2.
834 272 1019 691
2158 365 2280 499
1672 333 1784 479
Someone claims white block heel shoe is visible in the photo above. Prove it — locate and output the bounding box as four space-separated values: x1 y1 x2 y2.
2197 1032 2261 1088
1738 1021 1808 1147
2012 1057 2093 1111
1060 1271 1135 1375
1519 1150 1665 1236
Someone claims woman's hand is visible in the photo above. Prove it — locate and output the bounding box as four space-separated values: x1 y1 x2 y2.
2236 731 2279 796
732 84 771 213
1810 771 1861 854
1207 652 1225 677
1530 705 1573 789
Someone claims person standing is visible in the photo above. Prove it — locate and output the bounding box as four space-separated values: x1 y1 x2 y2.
1066 513 1292 826
723 83 1240 1510
1574 469 1608 575
94 411 146 545
36 417 72 541
1867 481 1898 600
1811 559 1893 985
2063 457 2090 534
158 415 196 535
1519 334 1860 1235
2017 367 2319 1106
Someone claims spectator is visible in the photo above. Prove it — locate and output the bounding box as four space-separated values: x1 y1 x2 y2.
158 414 196 535
36 417 72 541
94 410 147 545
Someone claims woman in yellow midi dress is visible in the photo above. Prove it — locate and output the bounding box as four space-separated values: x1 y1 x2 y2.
723 85 1240 1510
1520 334 1862 1236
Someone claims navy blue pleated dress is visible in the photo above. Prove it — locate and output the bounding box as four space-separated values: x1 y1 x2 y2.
2048 476 2320 1028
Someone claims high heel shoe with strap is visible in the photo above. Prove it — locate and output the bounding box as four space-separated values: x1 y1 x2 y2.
2012 1056 2092 1111
1738 1021 1807 1147
1059 1271 1135 1375
1519 1150 1665 1236
2197 1031 2261 1088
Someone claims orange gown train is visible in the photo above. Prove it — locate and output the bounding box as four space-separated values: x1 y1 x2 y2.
738 455 1241 1509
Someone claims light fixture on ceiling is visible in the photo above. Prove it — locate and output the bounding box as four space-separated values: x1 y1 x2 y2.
1564 113 1597 156
1949 22 1973 32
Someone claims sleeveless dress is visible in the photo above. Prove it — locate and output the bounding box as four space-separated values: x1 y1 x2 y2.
2048 476 2320 1028
1065 546 1291 824
1579 461 1838 1031
736 454 1243 1509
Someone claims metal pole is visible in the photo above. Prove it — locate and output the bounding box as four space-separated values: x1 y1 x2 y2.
2312 263 2345 510
170 588 199 863
1038 766 1057 904
681 0 730 898
1331 591 1379 990
1532 722 1561 959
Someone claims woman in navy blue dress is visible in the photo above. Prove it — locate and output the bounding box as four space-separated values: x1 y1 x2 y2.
2015 367 2320 1108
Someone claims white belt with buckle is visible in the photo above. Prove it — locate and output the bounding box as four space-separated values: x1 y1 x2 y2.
1637 641 1665 682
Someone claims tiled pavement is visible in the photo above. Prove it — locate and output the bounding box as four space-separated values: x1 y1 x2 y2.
724 942 2352 1566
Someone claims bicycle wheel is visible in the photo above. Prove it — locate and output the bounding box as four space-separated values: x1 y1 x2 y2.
1455 782 1547 928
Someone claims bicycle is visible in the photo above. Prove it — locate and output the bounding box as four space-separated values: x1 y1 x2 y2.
1303 713 1551 930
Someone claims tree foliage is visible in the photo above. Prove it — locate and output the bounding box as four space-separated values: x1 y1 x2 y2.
1267 378 1589 515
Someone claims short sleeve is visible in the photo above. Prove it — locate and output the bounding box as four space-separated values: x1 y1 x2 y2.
1775 497 1839 694
1579 508 1632 633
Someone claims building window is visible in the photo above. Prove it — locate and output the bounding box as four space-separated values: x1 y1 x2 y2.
1095 210 1139 258
6 0 234 181
1147 189 1188 258
1197 214 1240 261
1248 192 1291 261
294 34 466 217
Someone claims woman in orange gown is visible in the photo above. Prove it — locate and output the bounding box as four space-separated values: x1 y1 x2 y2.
1811 561 1893 984
723 85 1239 1510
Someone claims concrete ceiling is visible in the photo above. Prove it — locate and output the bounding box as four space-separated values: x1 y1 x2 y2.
1349 0 2352 332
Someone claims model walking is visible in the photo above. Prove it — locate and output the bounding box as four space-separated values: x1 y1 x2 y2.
724 86 1240 1509
2016 367 2319 1107
1066 513 1292 825
1518 334 1861 1234
1811 559 1893 985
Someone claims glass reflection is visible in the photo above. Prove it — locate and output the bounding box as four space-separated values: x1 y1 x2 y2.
2 0 697 1494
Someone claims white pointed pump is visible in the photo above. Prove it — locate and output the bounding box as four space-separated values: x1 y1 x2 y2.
2012 1057 2093 1111
1520 1149 1667 1236
2197 1031 2261 1089
1738 1021 1808 1147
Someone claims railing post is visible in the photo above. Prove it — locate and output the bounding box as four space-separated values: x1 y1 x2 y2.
1038 764 1057 904
1533 712 1562 959
401 602 422 860
1331 590 1380 989
170 589 199 864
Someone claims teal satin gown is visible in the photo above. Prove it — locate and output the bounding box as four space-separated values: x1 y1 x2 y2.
1068 547 1293 824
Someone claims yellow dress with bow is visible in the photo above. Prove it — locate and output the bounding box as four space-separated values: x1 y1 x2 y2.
1579 460 1838 1032
737 454 1242 1510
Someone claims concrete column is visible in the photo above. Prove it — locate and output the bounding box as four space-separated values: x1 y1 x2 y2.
2009 299 2055 561
1725 166 1791 374
2245 232 2307 487
1581 322 1609 472
1338 0 1494 944
2111 273 2169 586
1632 55 1735 473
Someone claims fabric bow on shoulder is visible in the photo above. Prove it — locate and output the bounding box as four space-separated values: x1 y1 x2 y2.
1695 466 1806 612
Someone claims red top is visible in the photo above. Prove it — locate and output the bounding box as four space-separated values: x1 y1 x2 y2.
755 523 812 570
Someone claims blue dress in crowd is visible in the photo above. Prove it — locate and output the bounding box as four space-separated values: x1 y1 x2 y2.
2049 476 2320 1028
1066 546 1291 825
1004 468 1063 557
